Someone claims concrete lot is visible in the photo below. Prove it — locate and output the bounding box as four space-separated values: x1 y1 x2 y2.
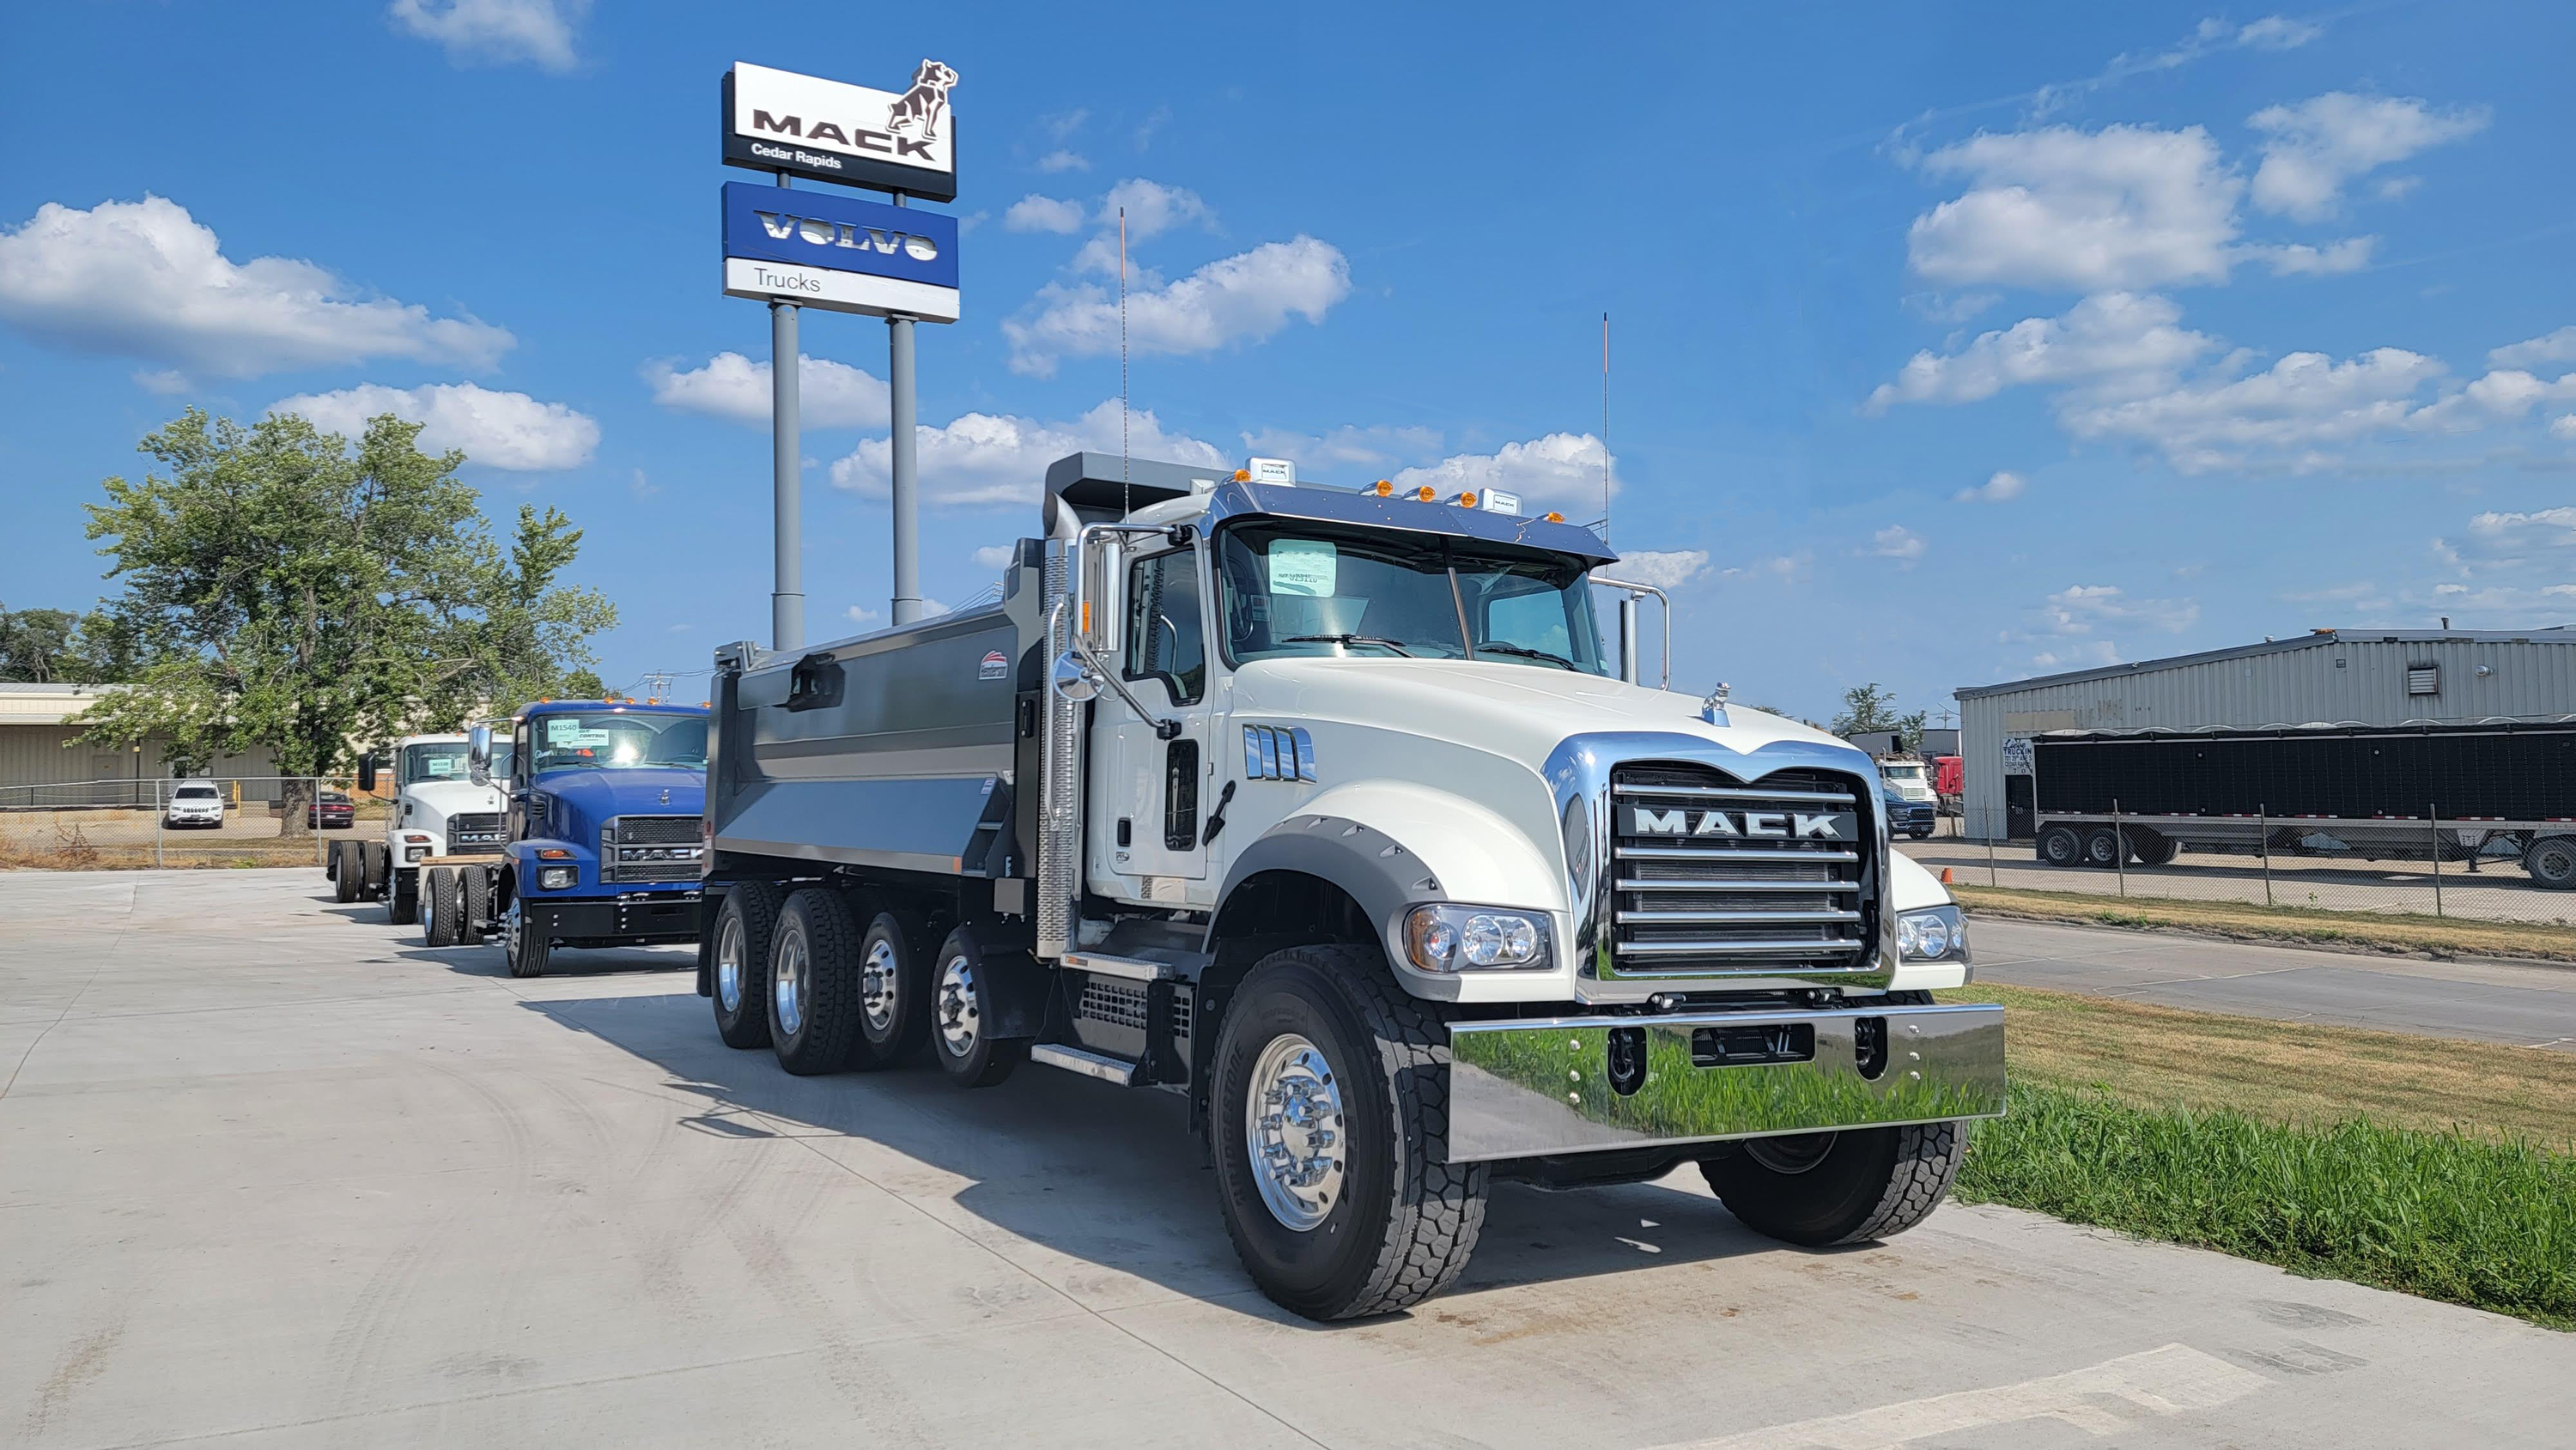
1971 916 2576 1051
1903 835 2576 927
4 870 2570 1448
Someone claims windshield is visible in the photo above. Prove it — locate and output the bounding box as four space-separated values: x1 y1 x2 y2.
173 786 217 799
403 743 471 786
528 712 708 774
1883 763 1926 783
1214 523 1608 674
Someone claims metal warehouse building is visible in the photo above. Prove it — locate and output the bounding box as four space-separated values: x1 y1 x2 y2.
1954 628 2576 840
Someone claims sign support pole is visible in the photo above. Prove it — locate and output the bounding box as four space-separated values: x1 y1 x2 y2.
889 312 920 625
770 294 803 651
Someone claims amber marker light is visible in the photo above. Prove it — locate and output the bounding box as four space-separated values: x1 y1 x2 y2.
1233 468 1251 482
1456 491 1479 509
1412 484 1438 501
1373 480 1393 495
1545 511 1564 522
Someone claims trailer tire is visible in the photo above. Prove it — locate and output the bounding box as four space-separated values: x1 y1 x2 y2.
503 894 550 979
927 923 1029 1089
2131 831 2178 866
769 888 868 1075
709 883 784 1047
855 912 933 1065
2037 826 2081 868
1208 944 1488 1321
2082 828 2123 868
2524 835 2576 890
459 866 491 945
331 840 361 902
1702 1118 1964 1247
422 867 459 947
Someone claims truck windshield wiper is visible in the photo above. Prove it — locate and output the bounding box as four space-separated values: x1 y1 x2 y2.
1282 634 1414 657
1476 642 1578 670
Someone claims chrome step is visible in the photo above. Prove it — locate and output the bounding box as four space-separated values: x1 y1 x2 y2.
1030 1043 1139 1085
1060 951 1170 982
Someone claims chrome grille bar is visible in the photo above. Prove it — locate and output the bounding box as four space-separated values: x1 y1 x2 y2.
1612 783 1856 804
1608 765 1874 977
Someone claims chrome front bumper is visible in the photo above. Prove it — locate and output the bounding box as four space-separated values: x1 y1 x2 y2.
1444 1003 2005 1163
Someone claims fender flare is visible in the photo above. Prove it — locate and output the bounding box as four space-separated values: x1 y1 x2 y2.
1210 813 1448 949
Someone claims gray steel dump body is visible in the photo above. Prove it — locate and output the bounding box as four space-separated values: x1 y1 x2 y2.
707 541 1049 887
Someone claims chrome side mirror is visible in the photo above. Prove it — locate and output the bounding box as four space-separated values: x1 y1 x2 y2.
466 724 493 786
1049 650 1102 703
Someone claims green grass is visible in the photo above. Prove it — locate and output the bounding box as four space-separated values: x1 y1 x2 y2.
1959 1083 2576 1330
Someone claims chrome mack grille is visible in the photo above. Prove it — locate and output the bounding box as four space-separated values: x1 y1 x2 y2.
446 812 505 855
1609 764 1874 976
601 816 704 882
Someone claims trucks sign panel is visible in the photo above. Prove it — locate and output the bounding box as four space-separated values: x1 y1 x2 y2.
720 181 961 321
722 60 958 201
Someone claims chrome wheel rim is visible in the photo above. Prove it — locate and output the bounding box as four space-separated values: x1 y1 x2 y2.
1746 1131 1837 1175
502 900 520 957
773 928 806 1038
933 953 978 1057
1244 1034 1346 1232
861 937 900 1032
715 914 745 1013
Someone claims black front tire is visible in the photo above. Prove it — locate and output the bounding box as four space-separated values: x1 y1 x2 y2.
769 888 868 1075
711 883 784 1048
1207 944 1487 1321
927 923 1027 1089
2036 825 2081 868
506 897 550 979
1701 1120 1965 1247
854 912 933 1066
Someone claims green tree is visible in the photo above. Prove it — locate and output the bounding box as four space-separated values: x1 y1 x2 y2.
0 605 79 682
1830 683 1927 749
74 409 616 830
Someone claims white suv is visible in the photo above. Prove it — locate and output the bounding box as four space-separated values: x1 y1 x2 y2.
164 780 226 829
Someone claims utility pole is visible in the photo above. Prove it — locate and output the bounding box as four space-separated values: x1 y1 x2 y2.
889 305 921 625
769 182 803 652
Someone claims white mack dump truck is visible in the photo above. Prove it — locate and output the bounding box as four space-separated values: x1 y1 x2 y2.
697 453 2003 1320
327 733 509 924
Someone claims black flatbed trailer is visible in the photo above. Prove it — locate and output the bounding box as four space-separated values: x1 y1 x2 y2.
2027 718 2576 888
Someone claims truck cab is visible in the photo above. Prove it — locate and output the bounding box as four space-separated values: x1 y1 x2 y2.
332 733 508 921
699 452 2000 1321
414 701 709 977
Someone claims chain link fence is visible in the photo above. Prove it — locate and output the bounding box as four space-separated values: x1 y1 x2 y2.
1904 805 2576 930
0 777 386 870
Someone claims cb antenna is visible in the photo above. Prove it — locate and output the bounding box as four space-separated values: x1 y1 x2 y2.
1601 312 1612 548
1119 206 1131 519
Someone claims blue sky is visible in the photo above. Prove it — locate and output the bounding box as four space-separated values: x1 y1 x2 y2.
3 1 2570 720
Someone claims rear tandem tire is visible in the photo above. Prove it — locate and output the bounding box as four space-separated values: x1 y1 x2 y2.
711 883 785 1048
2524 835 2576 890
2036 825 2081 868
2131 832 2178 866
331 841 361 902
769 888 868 1075
422 867 459 947
386 871 417 926
2082 828 2124 868
360 840 389 900
459 867 492 945
1207 944 1488 1321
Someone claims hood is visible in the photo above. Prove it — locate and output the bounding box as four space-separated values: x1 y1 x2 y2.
533 767 703 816
1231 658 1853 771
405 779 506 817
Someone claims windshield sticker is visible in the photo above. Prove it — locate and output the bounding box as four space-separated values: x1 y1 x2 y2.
422 757 461 777
544 720 611 749
1267 540 1338 598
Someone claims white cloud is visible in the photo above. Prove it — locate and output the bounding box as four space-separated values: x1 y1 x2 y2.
2249 238 2376 276
1954 470 2026 503
1868 292 2215 410
2490 327 2576 370
1005 236 1350 377
972 544 1017 571
2554 415 2576 441
644 352 888 429
2234 16 2324 51
0 196 511 380
846 605 882 627
2063 347 2444 472
2249 94 2490 221
2041 583 2199 634
830 399 1226 507
1238 423 1443 472
1069 179 1217 274
270 382 598 471
1390 434 1616 510
1906 124 2245 292
1718 552 1813 584
2439 507 2576 574
2030 640 2123 670
386 0 586 72
2406 368 2576 434
1005 195 1087 234
1872 525 1927 560
1610 550 1709 590
2032 15 2324 116
1036 149 1089 174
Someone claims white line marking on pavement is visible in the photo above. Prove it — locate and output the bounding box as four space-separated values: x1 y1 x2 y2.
1648 1343 2270 1450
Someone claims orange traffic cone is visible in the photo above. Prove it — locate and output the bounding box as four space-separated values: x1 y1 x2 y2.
1940 867 1954 884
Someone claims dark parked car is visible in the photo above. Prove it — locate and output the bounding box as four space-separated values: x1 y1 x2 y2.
308 790 355 830
1882 779 1936 840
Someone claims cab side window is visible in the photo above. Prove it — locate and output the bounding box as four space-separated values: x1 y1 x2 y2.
1124 550 1206 705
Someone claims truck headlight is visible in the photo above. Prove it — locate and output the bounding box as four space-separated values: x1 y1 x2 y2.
1404 904 1550 972
538 866 576 891
1897 904 1965 961
405 846 429 863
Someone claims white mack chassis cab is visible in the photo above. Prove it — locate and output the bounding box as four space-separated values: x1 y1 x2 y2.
697 453 2003 1321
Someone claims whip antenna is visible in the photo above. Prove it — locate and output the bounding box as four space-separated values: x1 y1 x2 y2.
1601 312 1611 548
1120 206 1130 519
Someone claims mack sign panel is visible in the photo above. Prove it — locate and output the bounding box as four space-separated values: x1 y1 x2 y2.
723 60 958 201
720 181 961 321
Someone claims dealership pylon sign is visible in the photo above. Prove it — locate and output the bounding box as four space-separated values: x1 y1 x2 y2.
723 60 958 202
